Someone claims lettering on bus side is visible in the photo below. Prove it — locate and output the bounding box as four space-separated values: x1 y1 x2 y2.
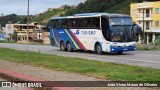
74 30 96 35
81 31 96 35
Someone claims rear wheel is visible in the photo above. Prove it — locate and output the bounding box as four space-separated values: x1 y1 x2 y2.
95 44 103 55
60 41 66 51
66 42 73 52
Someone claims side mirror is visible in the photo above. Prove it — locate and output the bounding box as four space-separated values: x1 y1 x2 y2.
134 24 142 33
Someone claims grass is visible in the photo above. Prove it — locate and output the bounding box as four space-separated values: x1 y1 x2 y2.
0 48 160 81
0 40 15 43
28 42 44 45
136 44 160 51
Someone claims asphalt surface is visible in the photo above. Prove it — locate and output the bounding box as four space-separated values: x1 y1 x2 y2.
0 43 160 69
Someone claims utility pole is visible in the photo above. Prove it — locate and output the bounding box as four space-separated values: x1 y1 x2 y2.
27 0 29 43
0 13 2 32
142 9 145 44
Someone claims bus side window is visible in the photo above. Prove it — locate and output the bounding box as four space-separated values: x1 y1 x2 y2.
62 19 68 28
84 18 91 28
57 20 62 28
69 19 76 28
77 18 84 28
69 19 72 28
52 20 56 28
73 19 76 28
92 17 100 29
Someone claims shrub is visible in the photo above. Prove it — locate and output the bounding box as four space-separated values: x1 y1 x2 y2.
155 36 160 47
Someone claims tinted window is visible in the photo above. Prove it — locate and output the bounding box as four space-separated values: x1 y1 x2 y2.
61 19 68 28
109 18 133 25
52 17 100 29
52 20 62 28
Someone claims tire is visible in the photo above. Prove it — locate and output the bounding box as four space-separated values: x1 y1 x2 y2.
60 41 66 51
95 44 103 55
117 51 123 54
66 42 73 52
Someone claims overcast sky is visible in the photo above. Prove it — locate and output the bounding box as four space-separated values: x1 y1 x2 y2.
0 0 86 16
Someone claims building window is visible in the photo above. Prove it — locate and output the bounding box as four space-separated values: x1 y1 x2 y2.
146 9 150 17
155 21 159 27
155 8 159 14
146 22 150 30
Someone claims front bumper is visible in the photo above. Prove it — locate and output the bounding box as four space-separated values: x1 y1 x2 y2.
110 45 136 52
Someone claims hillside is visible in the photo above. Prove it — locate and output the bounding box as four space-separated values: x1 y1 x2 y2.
63 0 125 16
32 0 159 24
106 0 130 15
31 9 65 25
1 14 28 27
32 0 129 24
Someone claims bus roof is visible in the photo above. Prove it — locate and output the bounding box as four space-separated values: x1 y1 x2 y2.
51 13 130 20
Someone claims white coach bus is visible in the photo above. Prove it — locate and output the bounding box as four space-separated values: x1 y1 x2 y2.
50 13 136 54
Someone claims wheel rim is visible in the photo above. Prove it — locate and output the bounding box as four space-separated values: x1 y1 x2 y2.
67 43 71 50
60 42 65 50
97 45 101 53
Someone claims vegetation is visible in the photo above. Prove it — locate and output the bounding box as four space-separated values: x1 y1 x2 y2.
0 47 160 81
25 0 160 24
31 9 65 25
31 0 132 24
155 36 160 47
131 0 160 3
63 0 126 16
136 44 160 51
106 0 131 15
1 14 32 27
0 40 15 43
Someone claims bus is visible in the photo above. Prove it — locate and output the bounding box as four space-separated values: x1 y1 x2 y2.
49 13 136 54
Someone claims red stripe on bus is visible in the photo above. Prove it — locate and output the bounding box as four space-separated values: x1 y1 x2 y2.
55 30 60 41
69 29 87 51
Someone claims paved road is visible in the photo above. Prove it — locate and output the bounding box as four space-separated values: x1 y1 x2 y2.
0 43 160 69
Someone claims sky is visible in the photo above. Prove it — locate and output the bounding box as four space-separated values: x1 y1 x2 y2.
0 0 86 16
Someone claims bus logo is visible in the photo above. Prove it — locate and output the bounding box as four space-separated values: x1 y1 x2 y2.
74 30 80 35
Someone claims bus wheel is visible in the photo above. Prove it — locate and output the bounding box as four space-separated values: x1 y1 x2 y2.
96 44 103 55
67 42 73 52
60 41 66 51
117 51 123 54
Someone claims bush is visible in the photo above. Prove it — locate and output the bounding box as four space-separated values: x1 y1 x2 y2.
155 36 160 47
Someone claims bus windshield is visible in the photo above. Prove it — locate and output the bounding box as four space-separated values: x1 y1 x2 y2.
109 18 133 25
111 25 134 42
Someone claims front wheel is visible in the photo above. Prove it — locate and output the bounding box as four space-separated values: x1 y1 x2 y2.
66 42 73 52
95 44 103 55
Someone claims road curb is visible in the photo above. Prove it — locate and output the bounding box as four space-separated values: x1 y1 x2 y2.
0 69 76 90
